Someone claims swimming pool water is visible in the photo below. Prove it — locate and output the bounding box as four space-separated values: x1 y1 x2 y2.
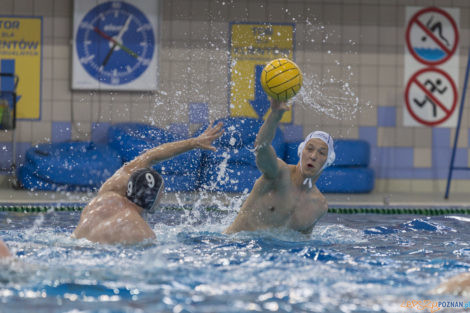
1 209 469 313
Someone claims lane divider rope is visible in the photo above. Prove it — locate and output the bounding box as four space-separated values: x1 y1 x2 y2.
0 205 469 214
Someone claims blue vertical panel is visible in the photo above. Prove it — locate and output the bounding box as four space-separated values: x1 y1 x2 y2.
377 107 396 127
0 59 15 113
51 121 71 143
189 103 208 124
282 124 303 142
432 128 450 148
91 122 111 143
359 126 377 147
168 123 188 138
0 59 15 91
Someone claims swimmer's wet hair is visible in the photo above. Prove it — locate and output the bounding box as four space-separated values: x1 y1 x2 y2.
126 168 163 212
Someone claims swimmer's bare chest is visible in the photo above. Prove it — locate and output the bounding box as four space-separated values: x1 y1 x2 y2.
287 192 327 231
247 190 293 227
238 183 326 232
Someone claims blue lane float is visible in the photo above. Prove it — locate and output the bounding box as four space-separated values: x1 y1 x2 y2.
198 117 285 166
108 123 202 175
108 123 201 191
284 141 301 165
202 143 281 168
199 164 261 193
317 167 375 193
198 117 285 193
108 123 173 162
18 163 95 191
18 142 122 190
284 139 370 167
198 117 283 192
211 117 283 150
332 139 370 167
161 172 199 192
285 139 374 193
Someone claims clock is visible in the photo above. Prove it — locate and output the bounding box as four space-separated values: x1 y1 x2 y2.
72 0 158 90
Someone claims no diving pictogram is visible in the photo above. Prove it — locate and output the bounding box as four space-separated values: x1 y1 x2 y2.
406 7 459 66
405 67 457 126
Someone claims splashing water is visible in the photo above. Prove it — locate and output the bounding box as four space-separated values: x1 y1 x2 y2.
295 72 364 121
1 212 470 313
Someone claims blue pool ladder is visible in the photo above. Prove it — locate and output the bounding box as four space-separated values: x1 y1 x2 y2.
445 48 470 199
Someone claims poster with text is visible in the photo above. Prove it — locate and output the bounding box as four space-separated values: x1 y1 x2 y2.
0 16 42 120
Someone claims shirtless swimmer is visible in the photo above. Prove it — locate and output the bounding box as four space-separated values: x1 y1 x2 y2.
225 99 335 234
0 239 11 258
72 122 224 244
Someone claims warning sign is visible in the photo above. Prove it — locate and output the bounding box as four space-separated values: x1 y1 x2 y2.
404 68 457 127
406 7 459 66
404 7 460 127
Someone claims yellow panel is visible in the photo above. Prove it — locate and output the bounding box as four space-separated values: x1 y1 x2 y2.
230 23 294 123
0 17 42 119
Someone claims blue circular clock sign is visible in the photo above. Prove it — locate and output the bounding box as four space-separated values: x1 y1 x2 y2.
76 1 155 85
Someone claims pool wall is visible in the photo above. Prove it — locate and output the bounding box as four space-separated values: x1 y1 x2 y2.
0 0 469 195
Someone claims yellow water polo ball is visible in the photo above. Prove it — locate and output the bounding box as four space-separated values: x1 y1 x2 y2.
260 58 303 101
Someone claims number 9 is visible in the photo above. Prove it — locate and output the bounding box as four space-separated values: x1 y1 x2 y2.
145 173 155 188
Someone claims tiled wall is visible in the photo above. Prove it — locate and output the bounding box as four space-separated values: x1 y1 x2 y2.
0 0 469 194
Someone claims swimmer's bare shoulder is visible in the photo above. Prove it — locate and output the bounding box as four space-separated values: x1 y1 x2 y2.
72 191 155 244
252 159 292 194
431 272 470 296
0 239 11 258
224 160 295 233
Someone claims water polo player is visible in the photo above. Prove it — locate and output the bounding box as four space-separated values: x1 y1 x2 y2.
225 98 335 234
0 239 11 258
72 122 223 244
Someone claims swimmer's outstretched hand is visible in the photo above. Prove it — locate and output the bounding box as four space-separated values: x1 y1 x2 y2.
194 121 224 151
270 98 290 113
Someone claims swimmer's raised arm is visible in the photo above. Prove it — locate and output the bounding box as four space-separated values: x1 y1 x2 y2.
123 121 224 172
98 122 224 196
254 98 289 179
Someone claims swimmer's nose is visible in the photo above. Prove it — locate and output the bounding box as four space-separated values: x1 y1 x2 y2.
310 150 318 160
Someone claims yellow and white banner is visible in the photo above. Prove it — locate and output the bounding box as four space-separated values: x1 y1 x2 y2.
0 16 42 119
229 23 295 123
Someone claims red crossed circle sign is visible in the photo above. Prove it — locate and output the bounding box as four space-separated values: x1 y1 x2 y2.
406 7 459 66
405 67 457 126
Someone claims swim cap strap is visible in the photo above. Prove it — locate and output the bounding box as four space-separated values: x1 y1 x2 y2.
303 178 313 189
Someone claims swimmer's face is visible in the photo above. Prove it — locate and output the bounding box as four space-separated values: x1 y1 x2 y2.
301 138 328 176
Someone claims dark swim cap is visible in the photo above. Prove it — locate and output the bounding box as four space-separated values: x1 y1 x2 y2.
126 168 163 212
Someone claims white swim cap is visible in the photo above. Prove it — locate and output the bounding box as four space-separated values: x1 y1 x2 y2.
297 131 335 189
298 131 336 171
